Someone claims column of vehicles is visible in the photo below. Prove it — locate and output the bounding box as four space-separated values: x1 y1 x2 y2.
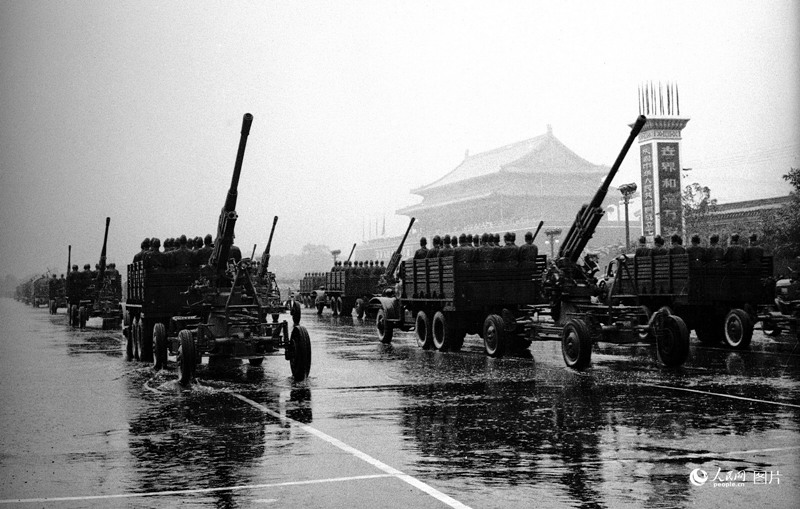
368 115 791 371
122 113 312 384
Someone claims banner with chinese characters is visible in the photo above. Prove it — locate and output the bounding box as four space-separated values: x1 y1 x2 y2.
640 144 656 237
657 142 682 236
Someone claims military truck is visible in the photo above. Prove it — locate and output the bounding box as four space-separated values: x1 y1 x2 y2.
31 275 50 307
601 252 774 349
299 273 326 308
123 113 311 384
372 116 690 371
48 275 67 314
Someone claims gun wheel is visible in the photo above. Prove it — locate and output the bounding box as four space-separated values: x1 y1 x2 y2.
177 329 195 386
723 308 753 349
483 314 506 357
289 326 312 381
656 314 690 367
562 318 592 370
376 308 393 343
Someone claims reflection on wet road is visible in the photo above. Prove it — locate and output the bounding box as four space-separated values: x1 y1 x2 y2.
1 298 798 508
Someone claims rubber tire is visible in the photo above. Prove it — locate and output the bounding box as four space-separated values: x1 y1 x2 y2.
723 309 753 349
153 323 167 370
49 299 57 315
432 311 451 351
316 302 325 315
289 326 312 381
657 314 690 367
79 306 87 329
70 305 78 326
177 329 195 386
355 298 365 319
376 308 393 344
483 314 506 357
415 311 433 350
562 318 592 370
248 357 264 366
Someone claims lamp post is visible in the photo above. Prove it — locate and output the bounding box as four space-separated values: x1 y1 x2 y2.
544 228 562 258
618 182 637 252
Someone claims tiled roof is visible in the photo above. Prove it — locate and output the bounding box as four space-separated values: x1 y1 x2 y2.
412 130 608 194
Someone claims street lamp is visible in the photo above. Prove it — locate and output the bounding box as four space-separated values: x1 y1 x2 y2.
618 182 637 252
544 228 562 258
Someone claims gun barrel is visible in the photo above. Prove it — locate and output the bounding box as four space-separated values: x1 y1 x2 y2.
559 116 646 261
67 245 71 274
223 113 254 213
531 221 544 242
258 216 279 278
346 243 357 263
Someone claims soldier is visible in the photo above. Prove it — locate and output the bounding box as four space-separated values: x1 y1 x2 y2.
744 234 765 267
450 235 458 250
438 235 454 257
500 232 519 262
669 234 686 255
196 234 214 266
518 231 539 262
144 237 164 268
134 238 151 262
686 234 705 262
478 233 494 262
706 234 725 263
414 237 429 259
455 233 473 263
634 236 651 257
652 235 668 255
582 252 600 279
724 233 746 264
172 235 194 267
193 236 203 251
473 234 480 248
426 235 442 258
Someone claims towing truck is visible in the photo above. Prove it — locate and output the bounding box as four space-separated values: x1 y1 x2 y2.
123 113 311 384
372 115 690 370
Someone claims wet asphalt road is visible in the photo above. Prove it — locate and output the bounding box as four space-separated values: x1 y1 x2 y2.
1 297 799 508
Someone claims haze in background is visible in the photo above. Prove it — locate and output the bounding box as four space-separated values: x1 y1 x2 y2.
1 0 798 278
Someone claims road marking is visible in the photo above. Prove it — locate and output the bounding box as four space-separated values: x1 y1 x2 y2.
232 393 473 509
0 474 393 504
642 382 800 409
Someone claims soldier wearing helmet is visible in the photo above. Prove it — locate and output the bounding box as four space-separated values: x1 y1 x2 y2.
414 237 428 259
134 238 151 262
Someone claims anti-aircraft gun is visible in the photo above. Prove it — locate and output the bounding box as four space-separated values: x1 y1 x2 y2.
152 113 311 385
252 215 284 314
521 115 690 370
69 217 121 329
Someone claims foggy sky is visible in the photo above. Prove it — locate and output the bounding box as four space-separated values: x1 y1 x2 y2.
1 0 798 278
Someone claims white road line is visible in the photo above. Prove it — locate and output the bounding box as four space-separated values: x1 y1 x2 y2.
642 382 800 409
231 393 474 509
0 474 393 504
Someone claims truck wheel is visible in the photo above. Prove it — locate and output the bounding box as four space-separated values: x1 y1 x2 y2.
432 311 452 351
723 309 753 349
562 318 592 370
415 311 433 350
483 314 506 357
376 308 393 343
177 330 195 386
69 305 77 326
316 302 324 315
153 323 167 370
657 315 690 367
289 326 312 381
49 299 56 314
355 299 365 319
140 319 154 363
79 306 88 328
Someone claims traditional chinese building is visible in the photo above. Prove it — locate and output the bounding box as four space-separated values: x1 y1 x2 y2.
356 125 640 263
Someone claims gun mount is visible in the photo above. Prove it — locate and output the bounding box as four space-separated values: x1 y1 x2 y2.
207 113 253 274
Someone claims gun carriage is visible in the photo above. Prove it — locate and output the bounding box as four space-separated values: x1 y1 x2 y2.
372 116 690 370
123 114 311 384
759 268 799 339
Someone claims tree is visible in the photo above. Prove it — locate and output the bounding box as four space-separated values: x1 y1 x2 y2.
766 168 800 258
682 182 718 241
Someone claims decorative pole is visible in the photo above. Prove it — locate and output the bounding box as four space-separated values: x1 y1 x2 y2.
619 183 638 251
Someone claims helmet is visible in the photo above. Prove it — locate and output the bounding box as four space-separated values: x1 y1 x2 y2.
204 234 213 246
141 238 151 249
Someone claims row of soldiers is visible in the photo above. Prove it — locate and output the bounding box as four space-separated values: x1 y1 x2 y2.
132 234 215 269
634 233 765 266
411 231 540 264
66 262 122 298
329 260 386 274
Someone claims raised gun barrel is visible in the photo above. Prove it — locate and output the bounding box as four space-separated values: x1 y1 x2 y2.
384 217 415 282
559 115 646 263
345 243 357 263
258 215 279 278
208 113 253 272
531 220 544 242
67 245 71 275
96 217 111 286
